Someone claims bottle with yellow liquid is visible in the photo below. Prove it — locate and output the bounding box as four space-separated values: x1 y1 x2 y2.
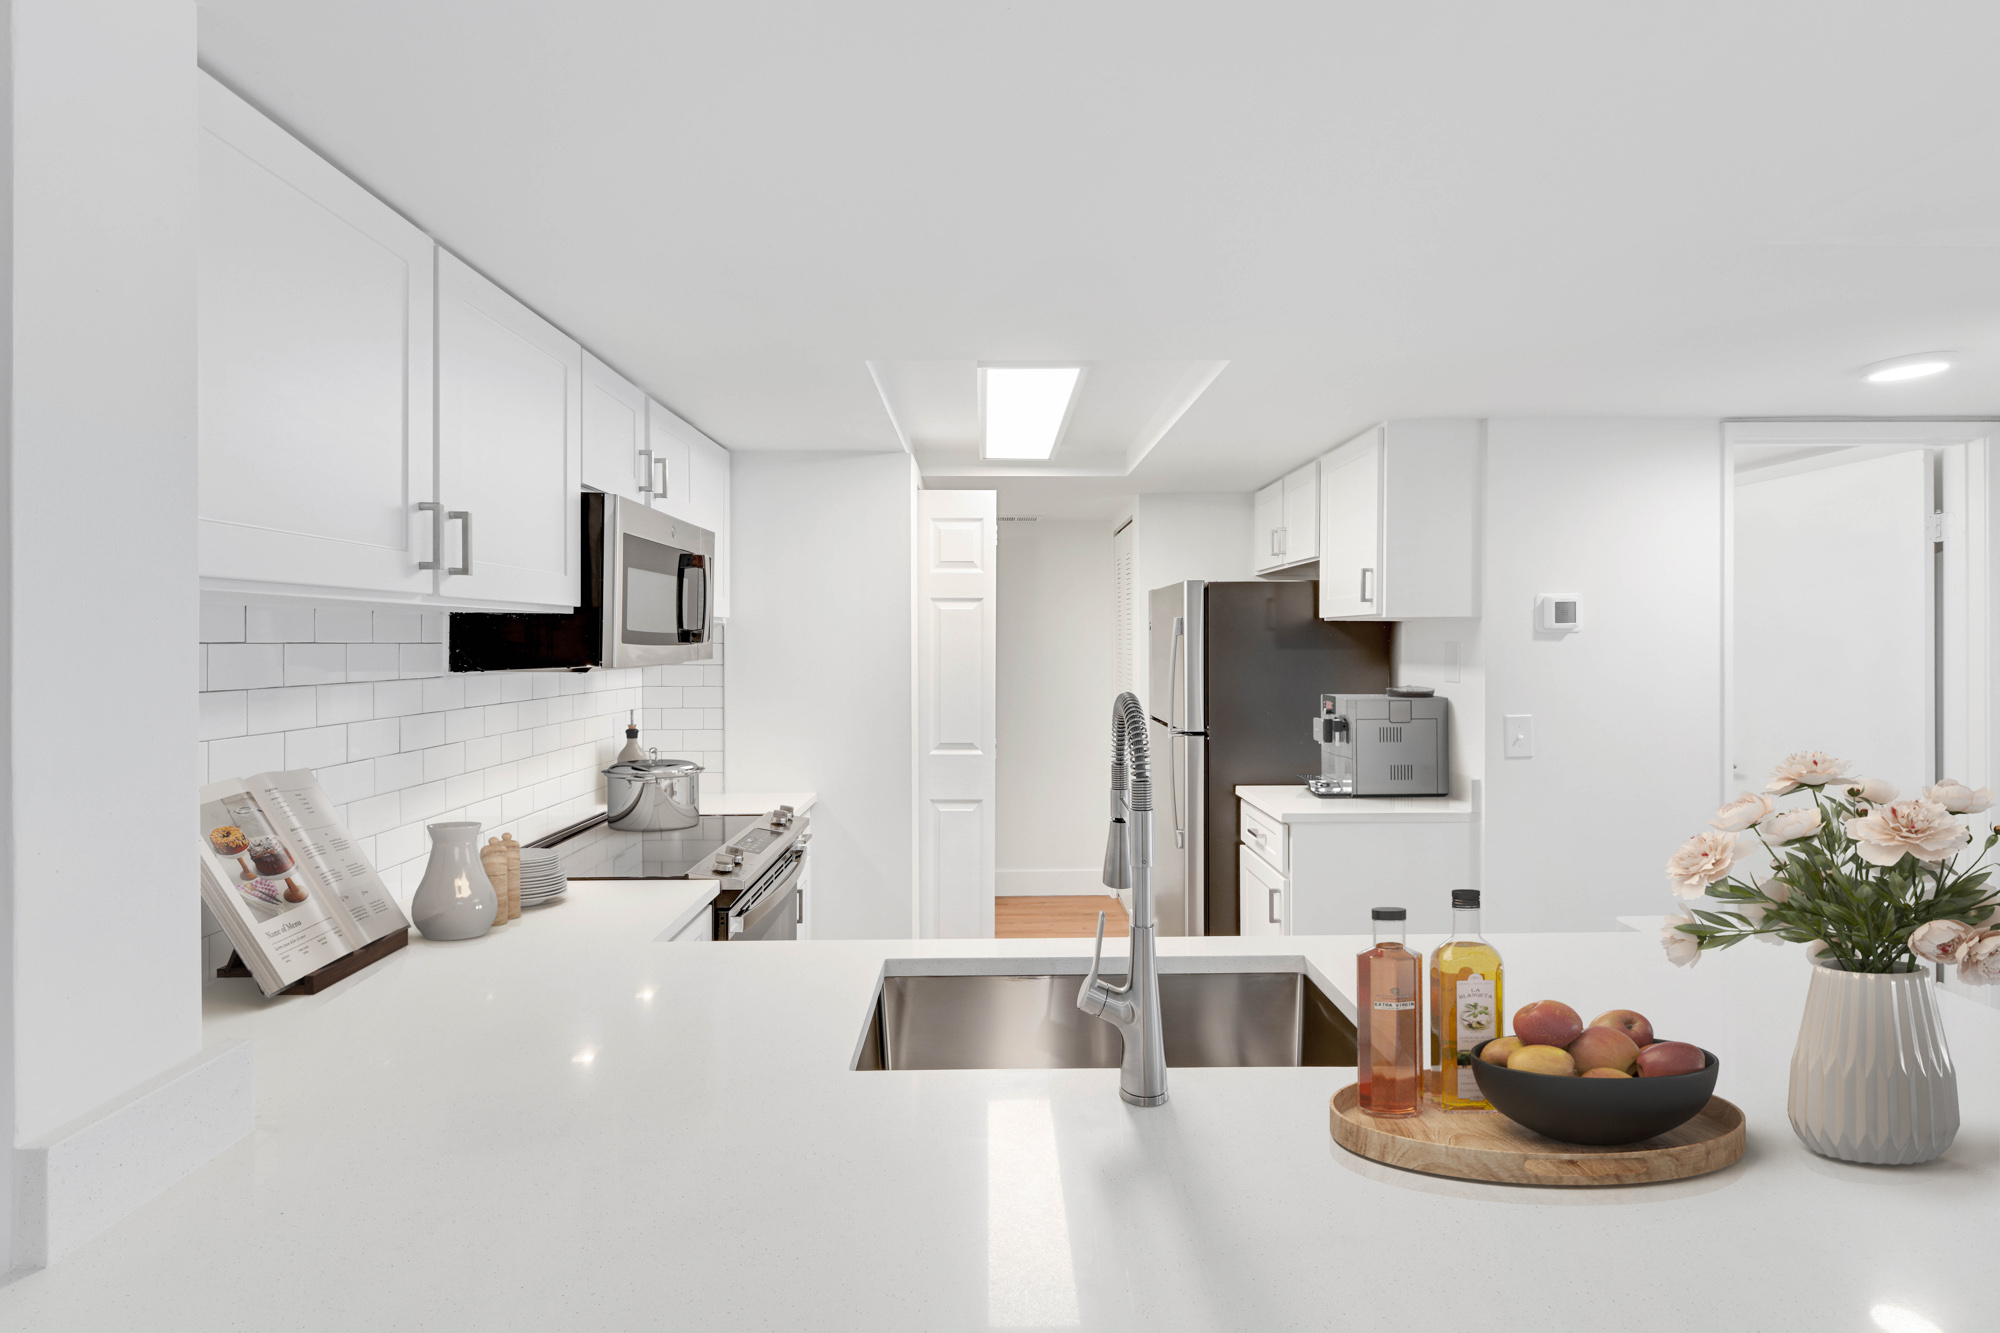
1429 888 1502 1110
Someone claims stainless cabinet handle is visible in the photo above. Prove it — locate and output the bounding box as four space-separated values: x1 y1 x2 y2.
1268 887 1282 926
638 449 669 498
1247 826 1265 841
638 447 657 494
417 501 444 570
795 888 804 925
447 510 472 576
1276 528 1286 559
1359 567 1374 604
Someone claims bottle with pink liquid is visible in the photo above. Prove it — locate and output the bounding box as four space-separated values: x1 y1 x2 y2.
1357 906 1422 1117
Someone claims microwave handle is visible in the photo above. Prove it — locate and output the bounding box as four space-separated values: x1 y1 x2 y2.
679 558 708 640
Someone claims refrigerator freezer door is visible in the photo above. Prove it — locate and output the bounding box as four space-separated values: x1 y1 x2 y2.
1147 718 1205 936
1147 582 1206 732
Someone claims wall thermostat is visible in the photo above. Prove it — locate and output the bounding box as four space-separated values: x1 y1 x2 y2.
1535 594 1581 634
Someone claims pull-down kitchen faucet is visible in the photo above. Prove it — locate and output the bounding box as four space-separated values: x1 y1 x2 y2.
1079 691 1168 1107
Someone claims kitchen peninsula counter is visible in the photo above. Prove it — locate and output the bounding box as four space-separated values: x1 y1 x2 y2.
0 887 1992 1331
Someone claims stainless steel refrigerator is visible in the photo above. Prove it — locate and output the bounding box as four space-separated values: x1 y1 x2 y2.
1148 581 1392 935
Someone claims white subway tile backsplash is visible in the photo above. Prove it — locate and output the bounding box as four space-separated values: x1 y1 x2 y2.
373 610 423 643
209 731 286 779
346 643 401 682
208 643 284 691
284 643 347 686
286 724 348 770
400 712 446 752
199 691 248 741
247 604 316 643
246 685 317 735
198 599 715 965
315 607 376 642
200 602 246 643
348 717 401 761
316 682 375 726
374 748 424 792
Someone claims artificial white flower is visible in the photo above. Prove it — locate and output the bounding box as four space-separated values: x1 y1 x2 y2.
1805 940 1832 963
1661 910 1702 968
1956 931 2000 985
1665 830 1741 899
1711 791 1775 833
1841 777 1898 804
1909 919 1978 965
1923 780 1994 815
1758 805 1823 846
1843 799 1972 867
1765 751 1854 795
1754 868 1792 905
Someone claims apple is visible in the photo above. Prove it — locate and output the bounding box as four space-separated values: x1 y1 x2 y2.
1581 1068 1632 1079
1513 1000 1584 1049
1507 1044 1577 1077
1567 1025 1640 1074
1634 1041 1706 1078
1588 1009 1656 1047
1479 1036 1523 1066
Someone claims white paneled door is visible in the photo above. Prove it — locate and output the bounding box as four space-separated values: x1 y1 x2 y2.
917 490 998 938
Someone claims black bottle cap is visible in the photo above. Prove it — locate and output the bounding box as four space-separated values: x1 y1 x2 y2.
1371 907 1406 921
1452 889 1481 909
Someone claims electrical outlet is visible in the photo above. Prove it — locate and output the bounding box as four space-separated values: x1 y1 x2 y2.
1504 714 1534 759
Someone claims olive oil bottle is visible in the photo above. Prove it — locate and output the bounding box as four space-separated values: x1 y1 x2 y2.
1428 889 1502 1110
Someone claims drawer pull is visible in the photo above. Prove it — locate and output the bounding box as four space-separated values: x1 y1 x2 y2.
1268 887 1282 926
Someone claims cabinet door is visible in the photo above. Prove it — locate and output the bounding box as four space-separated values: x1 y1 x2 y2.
644 399 692 511
436 251 582 609
581 352 647 504
1282 460 1319 564
197 74 435 596
1239 845 1287 937
688 430 731 620
1253 481 1286 572
1318 429 1382 618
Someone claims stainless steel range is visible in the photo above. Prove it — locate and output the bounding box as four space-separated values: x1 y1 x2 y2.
698 806 809 940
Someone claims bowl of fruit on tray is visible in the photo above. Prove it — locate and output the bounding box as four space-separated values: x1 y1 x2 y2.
1470 1003 1718 1147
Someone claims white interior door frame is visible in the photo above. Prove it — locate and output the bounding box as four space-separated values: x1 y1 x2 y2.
916 489 998 938
1724 420 1996 794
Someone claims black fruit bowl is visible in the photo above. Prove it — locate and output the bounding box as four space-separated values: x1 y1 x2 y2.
1468 1041 1720 1147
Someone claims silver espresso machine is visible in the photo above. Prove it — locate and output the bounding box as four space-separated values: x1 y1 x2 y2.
1309 687 1450 797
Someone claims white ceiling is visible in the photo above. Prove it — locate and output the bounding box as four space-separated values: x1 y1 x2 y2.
197 2 2000 507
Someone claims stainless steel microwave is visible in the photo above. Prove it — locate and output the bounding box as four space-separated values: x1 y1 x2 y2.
448 493 714 671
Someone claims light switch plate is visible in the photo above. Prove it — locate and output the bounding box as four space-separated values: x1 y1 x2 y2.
1504 714 1534 758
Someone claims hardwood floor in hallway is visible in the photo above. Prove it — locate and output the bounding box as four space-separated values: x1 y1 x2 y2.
995 894 1130 939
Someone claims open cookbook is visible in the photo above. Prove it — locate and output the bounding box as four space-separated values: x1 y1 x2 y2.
199 771 409 995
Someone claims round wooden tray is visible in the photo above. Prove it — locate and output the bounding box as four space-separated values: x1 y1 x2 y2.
1330 1084 1746 1186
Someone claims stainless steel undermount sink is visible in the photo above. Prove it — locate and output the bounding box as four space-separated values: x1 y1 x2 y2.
852 963 1357 1071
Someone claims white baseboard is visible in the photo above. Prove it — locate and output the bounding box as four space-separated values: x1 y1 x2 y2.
12 1039 254 1269
996 869 1108 897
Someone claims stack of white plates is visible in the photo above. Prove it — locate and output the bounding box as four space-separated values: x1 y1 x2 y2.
519 847 568 907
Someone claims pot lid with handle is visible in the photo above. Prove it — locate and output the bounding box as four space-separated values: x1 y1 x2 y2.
603 748 704 780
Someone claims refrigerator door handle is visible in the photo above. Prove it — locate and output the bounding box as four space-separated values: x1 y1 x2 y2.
1171 731 1185 848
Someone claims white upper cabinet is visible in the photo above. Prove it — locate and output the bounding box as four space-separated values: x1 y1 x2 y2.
1252 460 1319 574
1318 420 1480 621
435 251 583 610
581 353 649 504
649 400 731 620
644 399 692 512
197 74 436 597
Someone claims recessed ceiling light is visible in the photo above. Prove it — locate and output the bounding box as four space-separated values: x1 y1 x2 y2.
981 366 1082 460
1861 353 1954 383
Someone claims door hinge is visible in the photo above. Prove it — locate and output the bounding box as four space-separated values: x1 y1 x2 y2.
1928 512 1947 543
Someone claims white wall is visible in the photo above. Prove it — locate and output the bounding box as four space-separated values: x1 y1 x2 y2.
727 452 917 938
6 0 200 1266
1129 493 1254 715
1480 420 1725 932
995 521 1113 895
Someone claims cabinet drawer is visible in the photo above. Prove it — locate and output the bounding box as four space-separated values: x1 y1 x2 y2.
1239 802 1287 874
1239 845 1287 937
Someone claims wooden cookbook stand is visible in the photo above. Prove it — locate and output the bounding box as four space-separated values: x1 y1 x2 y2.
216 927 409 995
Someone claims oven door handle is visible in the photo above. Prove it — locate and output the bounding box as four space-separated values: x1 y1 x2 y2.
729 849 807 938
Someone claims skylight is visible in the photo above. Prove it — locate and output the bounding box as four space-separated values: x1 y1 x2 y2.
981 367 1082 460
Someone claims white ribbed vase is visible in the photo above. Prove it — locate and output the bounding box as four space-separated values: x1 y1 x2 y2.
1788 956 1958 1165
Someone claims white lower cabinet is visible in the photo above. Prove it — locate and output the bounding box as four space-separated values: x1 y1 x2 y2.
434 251 583 610
1239 845 1288 937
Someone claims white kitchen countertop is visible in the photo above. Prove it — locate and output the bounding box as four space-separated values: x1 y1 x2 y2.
1 889 1993 1331
700 788 816 817
1238 783 1475 823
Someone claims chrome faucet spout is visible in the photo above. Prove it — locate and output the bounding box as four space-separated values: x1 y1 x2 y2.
1080 691 1167 1106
